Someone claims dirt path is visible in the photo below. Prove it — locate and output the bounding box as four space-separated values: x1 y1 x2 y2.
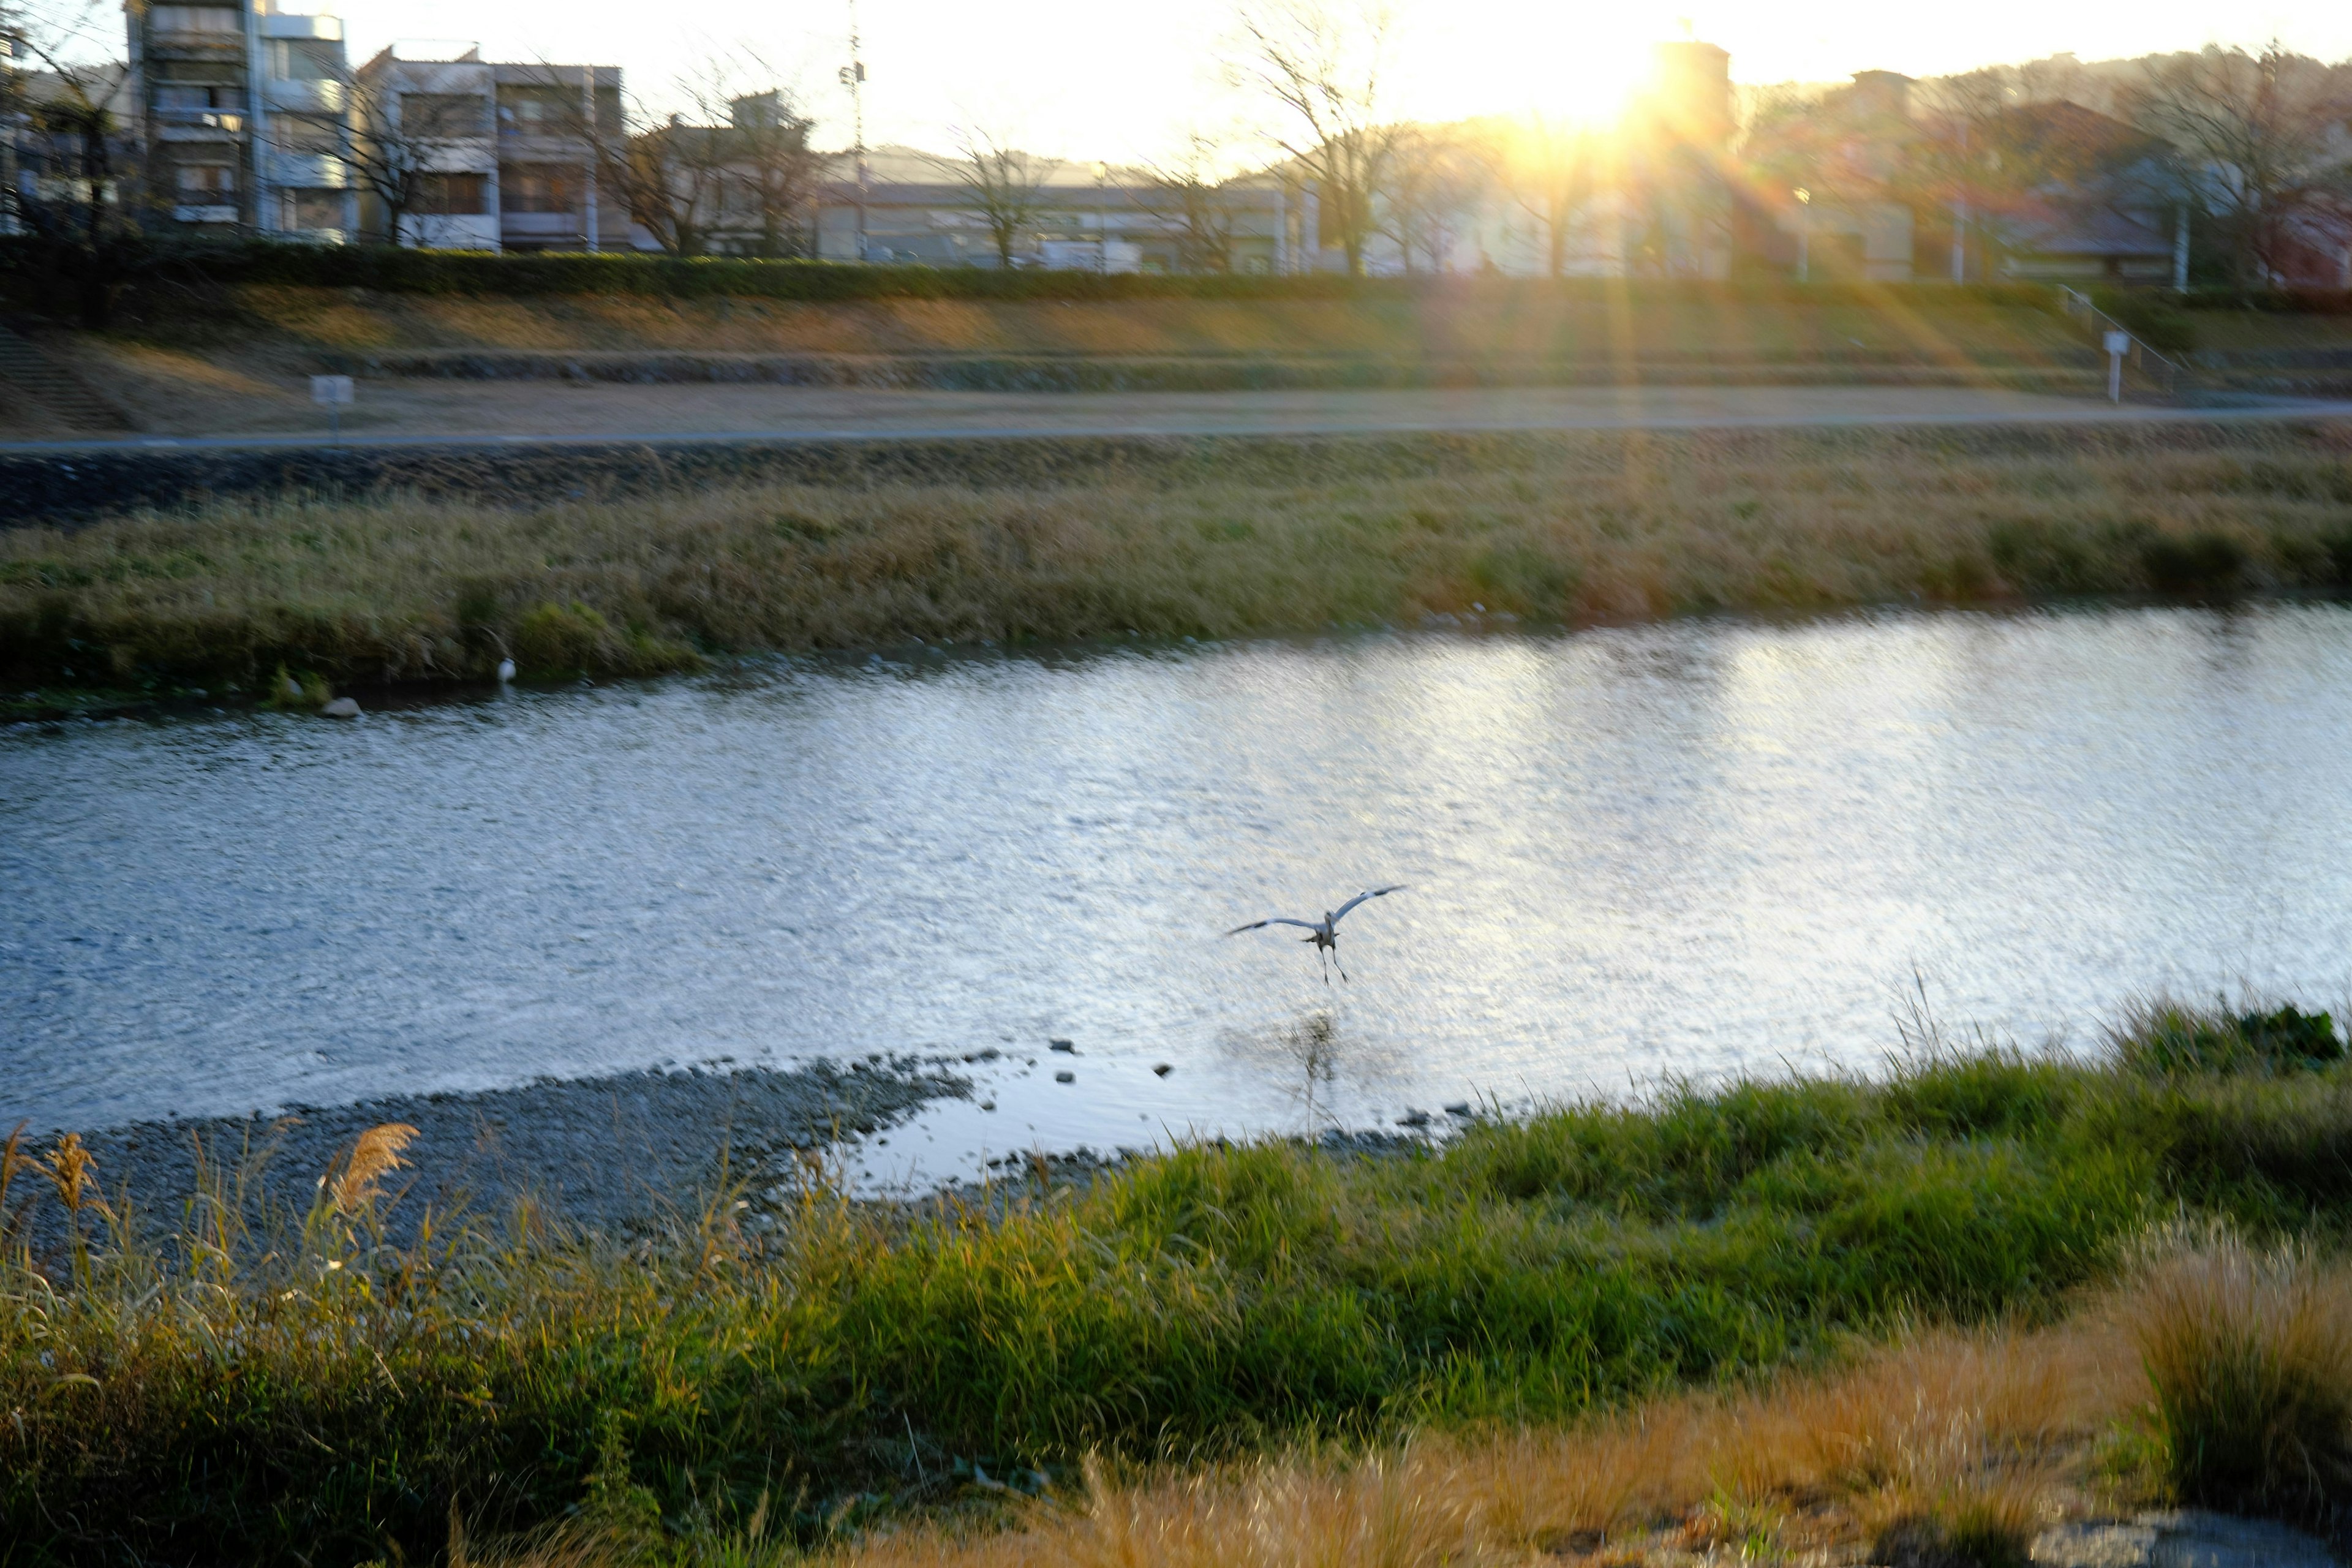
13 382 2351 453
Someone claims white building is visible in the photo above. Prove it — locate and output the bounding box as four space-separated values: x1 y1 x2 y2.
126 0 356 239
350 49 629 251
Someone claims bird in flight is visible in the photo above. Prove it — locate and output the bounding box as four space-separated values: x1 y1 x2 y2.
1226 886 1407 983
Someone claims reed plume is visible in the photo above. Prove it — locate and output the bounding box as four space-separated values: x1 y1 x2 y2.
326 1123 420 1215
39 1132 110 1221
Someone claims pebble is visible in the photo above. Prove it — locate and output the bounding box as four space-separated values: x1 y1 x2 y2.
320 697 361 718
1396 1109 1431 1128
1153 1063 1173 1077
1444 1102 1473 1117
1055 1070 1076 1084
1049 1039 1077 1054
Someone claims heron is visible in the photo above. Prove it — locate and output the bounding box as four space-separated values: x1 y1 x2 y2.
1225 886 1406 983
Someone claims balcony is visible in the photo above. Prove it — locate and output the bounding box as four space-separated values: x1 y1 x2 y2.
173 203 239 224
266 77 347 114
153 107 245 141
259 12 342 40
144 32 245 59
266 152 349 187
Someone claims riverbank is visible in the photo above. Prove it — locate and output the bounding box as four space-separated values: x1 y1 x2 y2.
5 420 2350 705
9 1000 2352 1563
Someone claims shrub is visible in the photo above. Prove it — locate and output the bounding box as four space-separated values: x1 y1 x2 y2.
2111 1001 2343 1077
259 662 331 710
2123 1231 2352 1517
511 600 701 680
0 235 2064 308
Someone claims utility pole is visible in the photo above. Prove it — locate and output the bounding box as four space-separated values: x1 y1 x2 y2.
581 64 598 252
1949 116 1967 284
839 0 868 260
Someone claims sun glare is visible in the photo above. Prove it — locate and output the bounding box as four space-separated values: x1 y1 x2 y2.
1400 0 1663 127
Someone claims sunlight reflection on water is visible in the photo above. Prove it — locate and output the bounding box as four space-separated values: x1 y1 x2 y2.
7 604 2352 1187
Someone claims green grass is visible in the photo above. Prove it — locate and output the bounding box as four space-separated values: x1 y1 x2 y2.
7 421 2352 701
10 1002 2352 1564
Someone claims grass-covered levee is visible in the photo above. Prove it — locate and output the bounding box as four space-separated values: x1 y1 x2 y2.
9 1000 2352 1564
8 422 2352 712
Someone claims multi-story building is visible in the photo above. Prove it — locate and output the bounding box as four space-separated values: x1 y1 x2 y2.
125 0 356 238
350 48 627 251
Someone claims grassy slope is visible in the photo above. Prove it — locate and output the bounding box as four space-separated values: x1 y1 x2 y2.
15 285 2099 437
135 284 2095 363
5 421 2352 700
7 1003 2352 1564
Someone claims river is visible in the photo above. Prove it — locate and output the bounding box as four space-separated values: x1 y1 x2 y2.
8 605 2352 1189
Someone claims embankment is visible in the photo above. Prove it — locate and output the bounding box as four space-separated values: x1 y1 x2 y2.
5 420 2351 703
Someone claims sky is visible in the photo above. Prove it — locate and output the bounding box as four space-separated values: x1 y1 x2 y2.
109 0 2352 163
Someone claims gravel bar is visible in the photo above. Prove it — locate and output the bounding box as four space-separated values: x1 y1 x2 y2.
47 1058 968 1243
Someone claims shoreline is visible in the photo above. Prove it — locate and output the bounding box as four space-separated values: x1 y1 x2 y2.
42 1057 970 1243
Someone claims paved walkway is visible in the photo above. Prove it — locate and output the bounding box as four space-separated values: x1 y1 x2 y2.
7 383 2350 456
2035 1510 2340 1568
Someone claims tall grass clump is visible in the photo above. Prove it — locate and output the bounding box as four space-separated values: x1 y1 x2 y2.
2124 1227 2352 1516
10 1000 2352 1562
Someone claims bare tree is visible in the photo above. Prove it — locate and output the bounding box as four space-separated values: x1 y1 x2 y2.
1494 116 1597 278
1 1 145 325
1380 124 1481 273
342 72 486 246
2127 43 2352 287
938 124 1059 267
725 88 821 258
1906 70 2011 282
1233 0 1403 276
547 67 731 257
1143 132 1242 273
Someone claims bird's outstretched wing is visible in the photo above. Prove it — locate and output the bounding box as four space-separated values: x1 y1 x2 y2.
1226 917 1321 937
1330 885 1408 924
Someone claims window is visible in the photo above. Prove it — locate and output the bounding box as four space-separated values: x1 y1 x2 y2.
274 116 341 153
499 164 576 213
175 162 236 195
154 83 240 110
282 189 345 230
265 40 341 81
150 6 241 34
498 88 575 132
401 92 488 138
412 172 489 215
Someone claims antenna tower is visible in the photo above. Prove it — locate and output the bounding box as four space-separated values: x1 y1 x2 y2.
839 0 870 258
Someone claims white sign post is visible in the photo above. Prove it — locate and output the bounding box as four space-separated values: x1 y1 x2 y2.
311 374 354 442
2102 331 2131 405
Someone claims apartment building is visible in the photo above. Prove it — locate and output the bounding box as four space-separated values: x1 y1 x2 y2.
125 0 355 238
350 48 627 251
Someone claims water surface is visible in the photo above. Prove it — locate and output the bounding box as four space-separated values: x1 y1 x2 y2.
7 606 2351 1187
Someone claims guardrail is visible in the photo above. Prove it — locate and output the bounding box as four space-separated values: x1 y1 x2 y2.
2058 285 2182 396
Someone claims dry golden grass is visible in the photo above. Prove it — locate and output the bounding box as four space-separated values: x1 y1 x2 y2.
8 423 2352 696
475 1319 2133 1568
130 284 2094 366
2123 1228 2352 1516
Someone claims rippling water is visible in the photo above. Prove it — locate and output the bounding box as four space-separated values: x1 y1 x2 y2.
8 605 2352 1186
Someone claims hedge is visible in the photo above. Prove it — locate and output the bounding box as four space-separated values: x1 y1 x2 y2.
0 236 2073 308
